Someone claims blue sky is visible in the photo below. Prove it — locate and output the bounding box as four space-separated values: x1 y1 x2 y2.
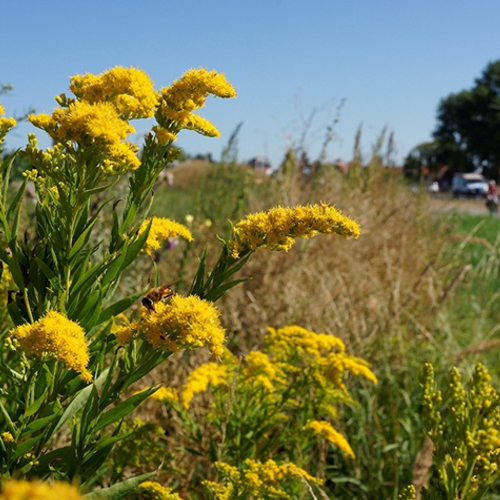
1 0 500 168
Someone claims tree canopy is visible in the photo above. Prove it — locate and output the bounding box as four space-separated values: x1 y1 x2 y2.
431 60 500 178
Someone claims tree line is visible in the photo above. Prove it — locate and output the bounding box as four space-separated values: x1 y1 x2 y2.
405 60 500 180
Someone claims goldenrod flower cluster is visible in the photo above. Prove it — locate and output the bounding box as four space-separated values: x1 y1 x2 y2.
0 101 16 143
155 68 236 142
422 362 500 495
167 324 375 465
181 362 229 409
242 351 286 392
266 325 378 388
123 295 225 356
139 481 183 500
228 203 361 259
9 311 92 382
267 325 345 361
0 479 84 500
69 66 158 119
1 432 14 443
150 386 179 404
304 420 355 458
204 459 321 499
28 67 235 178
28 67 154 176
139 217 193 255
0 266 13 326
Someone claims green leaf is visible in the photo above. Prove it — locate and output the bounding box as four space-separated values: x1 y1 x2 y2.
119 222 151 272
24 391 47 418
79 423 123 481
25 414 57 433
11 434 44 460
52 369 109 435
69 217 98 262
189 246 208 296
33 256 57 281
0 399 17 433
98 288 146 324
204 277 251 302
1 149 18 205
7 178 27 237
34 446 75 476
83 472 156 500
100 250 127 289
69 260 110 302
94 386 158 432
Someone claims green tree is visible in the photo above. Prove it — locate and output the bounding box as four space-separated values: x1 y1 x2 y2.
433 60 500 177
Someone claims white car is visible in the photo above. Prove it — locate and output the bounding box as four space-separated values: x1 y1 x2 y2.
452 173 489 197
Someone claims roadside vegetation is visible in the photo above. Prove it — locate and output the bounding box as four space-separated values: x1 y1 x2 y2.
0 66 499 500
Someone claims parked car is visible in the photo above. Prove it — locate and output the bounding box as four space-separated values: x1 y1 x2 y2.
452 173 489 198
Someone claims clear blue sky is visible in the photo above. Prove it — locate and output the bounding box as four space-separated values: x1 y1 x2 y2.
2 0 500 168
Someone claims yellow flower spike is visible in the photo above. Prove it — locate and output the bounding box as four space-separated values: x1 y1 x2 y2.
324 352 378 385
304 420 355 458
266 325 346 362
9 311 92 382
181 362 229 409
30 100 134 145
150 386 179 404
183 113 220 137
157 68 235 136
139 216 193 255
1 432 14 443
137 295 226 356
139 481 183 500
0 480 85 500
0 100 16 140
228 203 360 259
242 351 286 392
152 126 178 144
70 66 158 119
102 141 140 175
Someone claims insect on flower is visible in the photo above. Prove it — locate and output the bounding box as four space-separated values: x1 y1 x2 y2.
142 285 175 311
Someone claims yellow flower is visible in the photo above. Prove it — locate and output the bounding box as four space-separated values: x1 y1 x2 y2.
266 325 345 362
30 101 134 145
138 481 183 500
70 67 158 119
322 352 378 386
228 203 361 259
101 141 140 175
9 311 92 382
0 101 16 139
304 420 355 458
184 113 220 137
181 362 229 408
0 480 84 500
157 68 235 137
150 386 179 404
137 295 226 356
116 325 135 345
242 351 286 391
139 216 193 255
205 459 321 499
152 125 178 144
2 432 14 443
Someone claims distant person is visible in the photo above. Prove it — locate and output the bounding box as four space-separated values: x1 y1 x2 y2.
486 180 498 214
